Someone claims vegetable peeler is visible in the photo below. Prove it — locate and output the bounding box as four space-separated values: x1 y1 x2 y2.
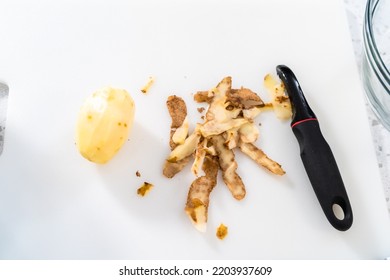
276 65 353 231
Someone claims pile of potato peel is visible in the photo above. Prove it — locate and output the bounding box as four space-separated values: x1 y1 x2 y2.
163 75 292 232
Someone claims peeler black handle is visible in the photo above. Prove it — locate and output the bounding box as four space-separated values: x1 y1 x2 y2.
276 65 353 231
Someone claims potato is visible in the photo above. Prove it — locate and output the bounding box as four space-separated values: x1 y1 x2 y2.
76 87 135 164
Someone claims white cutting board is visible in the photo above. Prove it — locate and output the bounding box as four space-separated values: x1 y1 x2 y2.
0 0 390 259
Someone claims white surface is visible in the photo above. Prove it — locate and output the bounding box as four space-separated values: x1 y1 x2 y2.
0 0 390 259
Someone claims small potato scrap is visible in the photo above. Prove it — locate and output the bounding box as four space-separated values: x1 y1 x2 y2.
163 75 291 232
140 76 155 94
137 182 154 197
216 223 228 240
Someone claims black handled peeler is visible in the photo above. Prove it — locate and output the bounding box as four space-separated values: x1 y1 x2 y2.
276 65 353 231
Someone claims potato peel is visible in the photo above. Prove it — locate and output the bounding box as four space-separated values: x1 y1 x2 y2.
264 74 292 120
199 118 248 138
163 95 192 178
239 122 260 143
167 131 201 163
191 139 207 177
185 155 219 232
211 134 246 200
164 75 291 232
238 141 285 175
172 117 189 145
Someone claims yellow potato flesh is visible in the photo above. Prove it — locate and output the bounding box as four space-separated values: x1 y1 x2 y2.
76 87 135 164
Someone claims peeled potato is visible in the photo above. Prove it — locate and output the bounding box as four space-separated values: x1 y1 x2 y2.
76 87 135 164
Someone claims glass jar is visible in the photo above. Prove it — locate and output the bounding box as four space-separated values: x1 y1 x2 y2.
362 0 390 130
